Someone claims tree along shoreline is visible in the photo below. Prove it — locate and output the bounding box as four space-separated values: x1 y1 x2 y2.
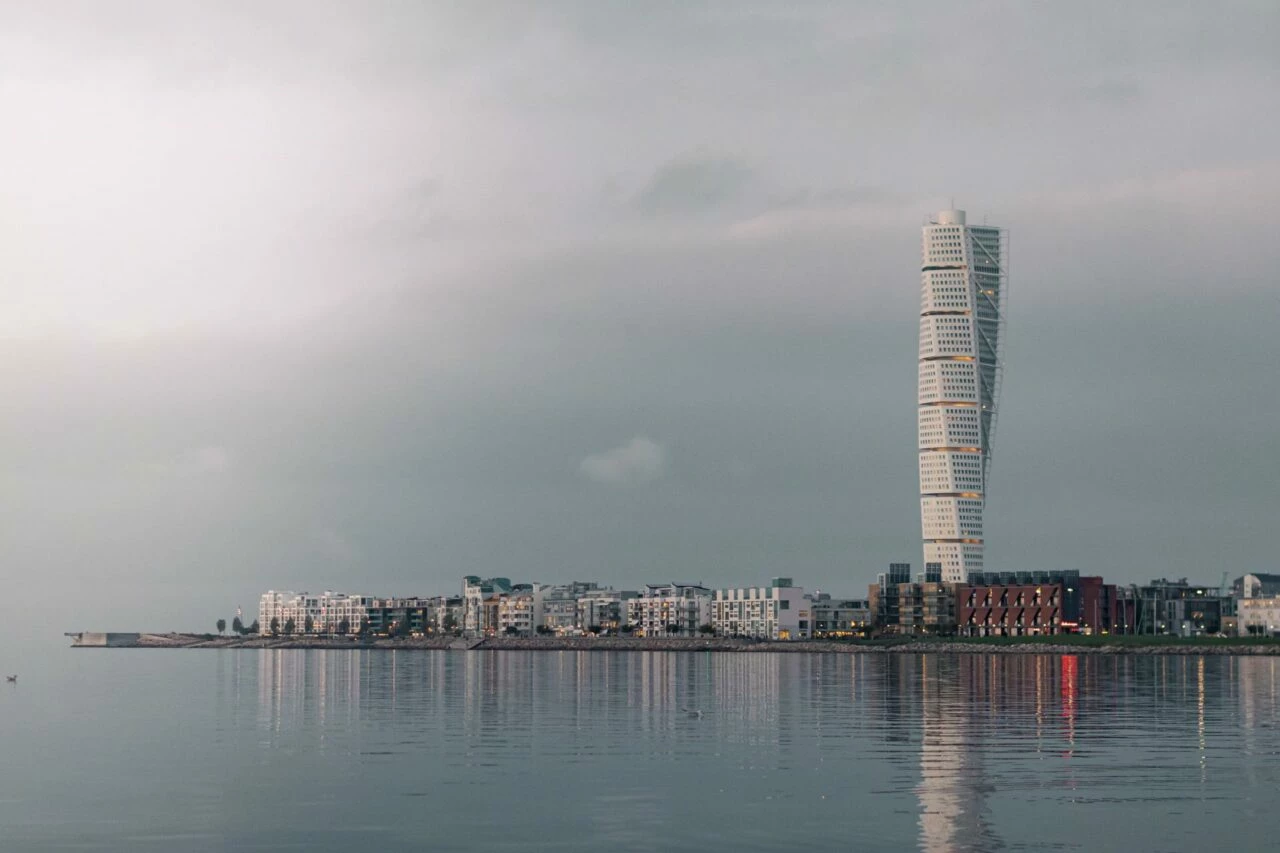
71 632 1280 655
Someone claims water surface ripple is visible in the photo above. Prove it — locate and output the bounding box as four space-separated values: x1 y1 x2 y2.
3 650 1278 852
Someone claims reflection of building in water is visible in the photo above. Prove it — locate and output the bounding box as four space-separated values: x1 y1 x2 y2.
917 656 998 853
256 649 366 736
1236 658 1278 779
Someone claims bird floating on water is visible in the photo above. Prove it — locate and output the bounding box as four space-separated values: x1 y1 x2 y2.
680 706 703 718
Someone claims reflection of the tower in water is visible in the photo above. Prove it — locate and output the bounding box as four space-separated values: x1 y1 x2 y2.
910 653 1280 853
913 654 1093 853
915 655 997 853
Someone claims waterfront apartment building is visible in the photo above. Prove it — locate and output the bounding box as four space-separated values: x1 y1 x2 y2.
627 583 712 636
1235 574 1280 637
577 589 637 634
897 581 958 635
957 581 1062 636
957 572 1120 637
1130 578 1228 637
918 209 1008 582
258 590 373 635
711 578 811 640
497 591 539 635
1238 597 1280 636
539 582 600 635
367 597 436 635
810 595 871 637
462 576 513 636
869 563 913 632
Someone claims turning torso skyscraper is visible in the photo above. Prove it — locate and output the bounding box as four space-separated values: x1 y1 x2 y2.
918 210 1008 582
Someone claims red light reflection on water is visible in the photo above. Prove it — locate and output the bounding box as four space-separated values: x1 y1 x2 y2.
1061 655 1079 769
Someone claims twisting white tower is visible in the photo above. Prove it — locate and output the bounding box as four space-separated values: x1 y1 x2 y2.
918 210 1008 582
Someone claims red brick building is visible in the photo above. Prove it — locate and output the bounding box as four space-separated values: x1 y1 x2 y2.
957 572 1119 636
958 582 1064 636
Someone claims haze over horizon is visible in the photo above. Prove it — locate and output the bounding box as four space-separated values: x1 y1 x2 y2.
3 1 1278 637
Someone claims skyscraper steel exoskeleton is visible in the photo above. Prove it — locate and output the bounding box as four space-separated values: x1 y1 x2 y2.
918 210 1008 582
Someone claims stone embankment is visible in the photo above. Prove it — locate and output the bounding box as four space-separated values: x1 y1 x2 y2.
478 637 1280 656
67 632 1280 655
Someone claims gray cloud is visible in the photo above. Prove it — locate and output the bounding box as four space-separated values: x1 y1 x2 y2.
1 2 1277 637
632 154 754 216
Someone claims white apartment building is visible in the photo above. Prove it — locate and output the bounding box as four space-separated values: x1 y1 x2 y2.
258 590 372 635
627 583 712 636
497 591 540 636
711 578 811 640
918 209 1008 582
462 576 513 636
1238 598 1280 637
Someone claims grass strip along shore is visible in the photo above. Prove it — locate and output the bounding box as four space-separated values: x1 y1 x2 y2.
70 632 1280 655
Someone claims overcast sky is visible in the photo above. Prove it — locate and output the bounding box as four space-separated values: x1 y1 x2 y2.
3 1 1278 634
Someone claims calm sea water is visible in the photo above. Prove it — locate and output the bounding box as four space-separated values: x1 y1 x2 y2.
2 648 1278 852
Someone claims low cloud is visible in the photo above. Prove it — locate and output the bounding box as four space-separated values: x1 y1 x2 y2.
579 436 666 485
632 154 754 217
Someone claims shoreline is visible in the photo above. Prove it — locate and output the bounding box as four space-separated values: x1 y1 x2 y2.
66 632 1280 656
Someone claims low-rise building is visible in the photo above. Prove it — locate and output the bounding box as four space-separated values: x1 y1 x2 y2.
810 596 871 638
711 578 811 640
497 590 539 636
541 593 579 635
867 563 956 635
577 590 636 634
368 597 435 635
869 563 914 633
435 596 464 635
958 571 1122 636
957 581 1062 636
628 583 711 636
1238 597 1280 636
536 582 602 635
1121 578 1229 636
897 581 957 635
